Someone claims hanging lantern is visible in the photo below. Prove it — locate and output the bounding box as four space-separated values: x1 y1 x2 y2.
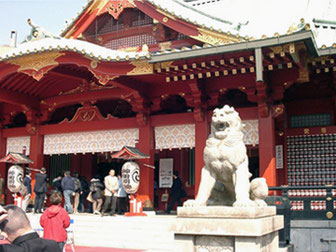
121 161 140 194
7 165 24 193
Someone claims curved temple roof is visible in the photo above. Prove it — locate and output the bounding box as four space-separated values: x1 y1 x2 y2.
182 0 336 48
58 0 335 50
0 38 150 62
149 0 242 37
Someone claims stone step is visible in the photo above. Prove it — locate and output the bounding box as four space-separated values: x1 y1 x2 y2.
28 213 177 251
74 237 175 251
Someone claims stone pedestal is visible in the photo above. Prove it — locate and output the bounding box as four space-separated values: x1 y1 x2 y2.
171 206 284 252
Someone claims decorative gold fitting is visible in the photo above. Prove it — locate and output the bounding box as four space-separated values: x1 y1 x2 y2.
90 60 98 69
326 211 333 219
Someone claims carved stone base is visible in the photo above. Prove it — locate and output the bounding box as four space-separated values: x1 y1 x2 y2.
171 206 283 252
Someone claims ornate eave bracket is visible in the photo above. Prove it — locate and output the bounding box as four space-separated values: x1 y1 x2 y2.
271 104 285 118
22 107 40 135
88 68 119 85
131 96 150 126
60 103 115 124
96 0 135 19
288 42 310 83
256 81 270 118
186 81 208 122
6 52 65 81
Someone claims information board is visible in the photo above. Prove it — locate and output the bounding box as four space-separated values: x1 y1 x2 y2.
159 158 173 188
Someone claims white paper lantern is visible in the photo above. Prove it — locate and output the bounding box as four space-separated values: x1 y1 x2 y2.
122 162 140 194
7 165 24 193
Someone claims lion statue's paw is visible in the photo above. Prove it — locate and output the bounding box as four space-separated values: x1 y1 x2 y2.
254 199 267 207
233 199 256 207
183 199 206 207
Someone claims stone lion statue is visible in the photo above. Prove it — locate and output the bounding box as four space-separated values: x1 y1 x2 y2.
184 105 268 207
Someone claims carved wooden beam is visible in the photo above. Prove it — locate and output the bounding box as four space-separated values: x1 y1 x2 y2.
111 76 146 96
0 87 39 109
42 88 130 110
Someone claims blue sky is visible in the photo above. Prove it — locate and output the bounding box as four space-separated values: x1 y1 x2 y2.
0 0 85 45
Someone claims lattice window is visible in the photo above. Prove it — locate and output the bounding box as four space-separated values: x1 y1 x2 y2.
177 33 188 40
104 34 157 50
287 134 336 186
131 10 153 26
290 114 332 128
100 18 125 33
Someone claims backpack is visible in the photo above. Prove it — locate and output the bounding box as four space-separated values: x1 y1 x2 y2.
74 178 81 192
90 183 96 192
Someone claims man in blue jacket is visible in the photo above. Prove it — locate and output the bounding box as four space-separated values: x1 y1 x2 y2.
61 171 75 214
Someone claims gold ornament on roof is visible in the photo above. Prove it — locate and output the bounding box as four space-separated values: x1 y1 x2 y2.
287 23 298 34
159 42 172 52
90 60 98 69
127 60 153 75
7 51 64 72
192 29 241 46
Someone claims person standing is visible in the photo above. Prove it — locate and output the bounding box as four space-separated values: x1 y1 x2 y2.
166 171 185 214
117 175 127 215
21 171 32 212
33 167 48 214
89 176 104 215
72 172 82 214
61 171 75 214
40 192 70 251
101 169 118 217
0 204 61 252
52 174 63 193
79 176 89 212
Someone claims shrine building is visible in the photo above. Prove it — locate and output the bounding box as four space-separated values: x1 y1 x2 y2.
0 0 336 210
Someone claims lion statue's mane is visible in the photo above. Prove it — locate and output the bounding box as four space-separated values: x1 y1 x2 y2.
184 105 268 207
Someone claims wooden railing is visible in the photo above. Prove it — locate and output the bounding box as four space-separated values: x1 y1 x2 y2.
268 185 336 220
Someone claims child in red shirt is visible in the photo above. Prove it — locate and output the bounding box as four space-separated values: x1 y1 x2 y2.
40 191 70 251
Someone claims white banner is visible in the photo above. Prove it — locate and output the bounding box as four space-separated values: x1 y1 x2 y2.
44 129 139 155
6 136 30 155
155 124 195 150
